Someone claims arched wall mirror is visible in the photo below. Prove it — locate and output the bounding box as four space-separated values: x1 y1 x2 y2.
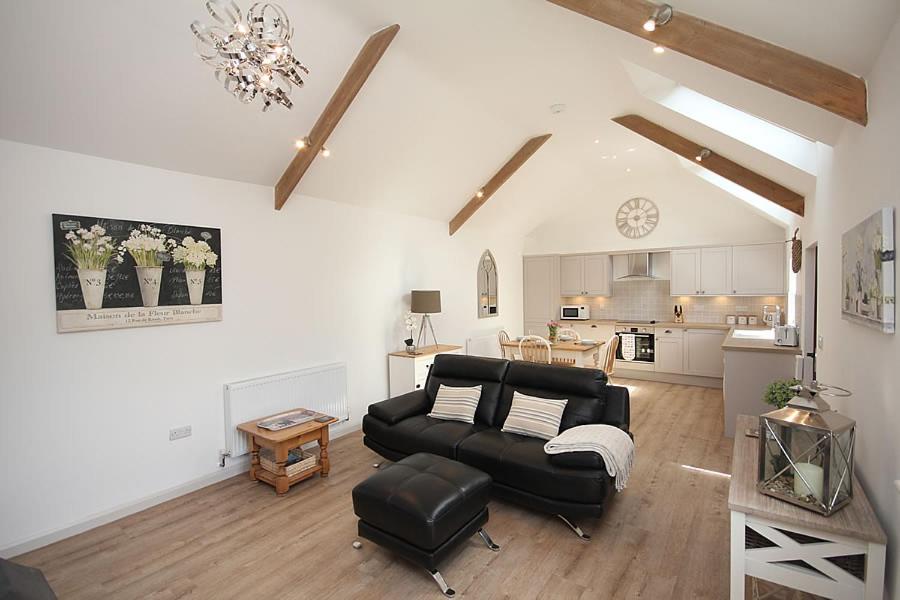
478 250 498 318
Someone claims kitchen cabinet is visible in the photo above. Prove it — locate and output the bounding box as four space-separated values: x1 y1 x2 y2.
732 243 785 295
670 249 700 295
568 322 615 345
684 329 727 377
670 246 733 296
523 255 559 330
655 327 684 374
699 247 733 295
560 254 611 297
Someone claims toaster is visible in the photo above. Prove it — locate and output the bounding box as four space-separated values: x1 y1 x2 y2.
774 325 799 347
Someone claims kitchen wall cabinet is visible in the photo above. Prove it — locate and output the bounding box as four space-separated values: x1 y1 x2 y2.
523 255 559 332
670 249 701 295
732 243 785 295
655 326 684 374
684 329 727 377
699 247 733 295
560 254 611 296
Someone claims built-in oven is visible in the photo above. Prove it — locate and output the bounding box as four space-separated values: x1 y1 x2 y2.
615 324 655 364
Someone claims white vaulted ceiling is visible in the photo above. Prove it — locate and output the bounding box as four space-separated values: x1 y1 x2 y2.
0 0 897 233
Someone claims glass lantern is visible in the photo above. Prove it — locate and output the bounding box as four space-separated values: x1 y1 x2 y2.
757 382 855 516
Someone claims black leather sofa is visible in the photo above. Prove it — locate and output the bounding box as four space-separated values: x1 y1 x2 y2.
363 354 631 536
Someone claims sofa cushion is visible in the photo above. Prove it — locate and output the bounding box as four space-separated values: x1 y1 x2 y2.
494 361 608 432
426 354 509 426
500 391 568 440
428 384 482 424
362 413 487 459
352 453 492 551
457 429 611 505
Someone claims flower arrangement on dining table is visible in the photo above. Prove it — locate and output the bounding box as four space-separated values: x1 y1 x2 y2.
546 320 560 342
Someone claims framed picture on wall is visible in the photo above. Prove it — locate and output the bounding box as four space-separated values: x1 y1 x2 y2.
841 207 895 334
52 214 223 333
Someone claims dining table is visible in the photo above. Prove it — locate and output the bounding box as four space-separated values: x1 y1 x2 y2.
501 338 606 368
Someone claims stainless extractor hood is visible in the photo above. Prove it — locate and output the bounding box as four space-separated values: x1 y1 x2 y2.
615 253 651 280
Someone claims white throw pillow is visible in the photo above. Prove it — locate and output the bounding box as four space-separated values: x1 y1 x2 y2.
501 391 568 440
428 384 483 424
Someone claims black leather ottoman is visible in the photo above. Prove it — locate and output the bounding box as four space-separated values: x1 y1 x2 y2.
352 452 499 597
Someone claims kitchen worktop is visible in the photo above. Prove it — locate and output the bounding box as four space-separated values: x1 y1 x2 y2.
721 327 801 355
566 319 732 330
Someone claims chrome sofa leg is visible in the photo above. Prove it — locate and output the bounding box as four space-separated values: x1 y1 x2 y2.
556 515 591 540
372 462 381 468
477 528 501 551
429 570 456 597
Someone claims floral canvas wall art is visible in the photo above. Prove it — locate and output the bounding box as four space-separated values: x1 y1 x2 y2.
841 207 895 334
53 214 223 333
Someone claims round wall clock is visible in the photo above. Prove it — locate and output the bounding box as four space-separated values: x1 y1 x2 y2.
616 197 659 239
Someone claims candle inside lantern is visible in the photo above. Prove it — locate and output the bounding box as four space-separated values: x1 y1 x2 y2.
793 462 824 501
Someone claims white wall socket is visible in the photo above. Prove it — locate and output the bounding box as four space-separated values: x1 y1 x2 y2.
169 426 192 441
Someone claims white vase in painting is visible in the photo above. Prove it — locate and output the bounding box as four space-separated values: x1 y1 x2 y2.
185 269 206 305
135 266 163 307
76 268 107 310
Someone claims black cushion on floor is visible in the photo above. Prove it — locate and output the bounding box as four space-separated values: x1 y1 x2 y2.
352 453 492 551
362 414 489 459
457 429 611 505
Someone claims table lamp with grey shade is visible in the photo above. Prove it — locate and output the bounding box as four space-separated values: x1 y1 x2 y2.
411 290 441 348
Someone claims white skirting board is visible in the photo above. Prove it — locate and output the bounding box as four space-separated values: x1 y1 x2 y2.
0 423 360 559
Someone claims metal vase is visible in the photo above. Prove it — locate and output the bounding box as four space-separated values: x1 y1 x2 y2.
135 266 163 307
76 268 107 310
185 269 206 305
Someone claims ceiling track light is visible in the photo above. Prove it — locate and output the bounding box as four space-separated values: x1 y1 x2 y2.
653 44 665 54
320 146 331 157
295 136 310 150
476 189 485 199
643 3 674 32
695 148 712 162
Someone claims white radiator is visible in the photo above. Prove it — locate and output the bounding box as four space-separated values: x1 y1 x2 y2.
224 363 348 458
466 333 501 358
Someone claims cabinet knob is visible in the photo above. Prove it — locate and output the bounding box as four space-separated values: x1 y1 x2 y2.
665 329 672 333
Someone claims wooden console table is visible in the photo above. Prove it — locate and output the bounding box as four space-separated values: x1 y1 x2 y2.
729 415 887 599
237 411 337 495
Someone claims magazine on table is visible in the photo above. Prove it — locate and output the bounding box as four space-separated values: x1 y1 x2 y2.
257 409 320 431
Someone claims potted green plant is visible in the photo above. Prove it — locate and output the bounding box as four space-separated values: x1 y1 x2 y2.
763 378 801 409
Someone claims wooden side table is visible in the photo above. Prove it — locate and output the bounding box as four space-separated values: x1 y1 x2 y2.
237 411 337 495
729 415 887 599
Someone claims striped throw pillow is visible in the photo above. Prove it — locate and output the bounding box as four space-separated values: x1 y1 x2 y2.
428 384 483 424
501 392 568 440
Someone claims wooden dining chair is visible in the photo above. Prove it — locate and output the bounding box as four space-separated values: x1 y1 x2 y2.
498 329 511 359
518 335 552 364
556 327 581 342
601 334 619 380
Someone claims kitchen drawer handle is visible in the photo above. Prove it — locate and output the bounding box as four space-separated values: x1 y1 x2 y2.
416 384 421 389
665 329 672 333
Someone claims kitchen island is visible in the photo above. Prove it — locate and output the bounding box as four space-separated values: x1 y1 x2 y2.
722 327 801 437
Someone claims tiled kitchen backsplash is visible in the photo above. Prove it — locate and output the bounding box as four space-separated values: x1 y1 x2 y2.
564 280 786 324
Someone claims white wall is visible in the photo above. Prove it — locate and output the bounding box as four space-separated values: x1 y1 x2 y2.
0 140 525 554
799 19 900 598
523 167 786 255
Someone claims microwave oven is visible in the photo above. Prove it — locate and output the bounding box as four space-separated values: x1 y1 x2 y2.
560 305 590 320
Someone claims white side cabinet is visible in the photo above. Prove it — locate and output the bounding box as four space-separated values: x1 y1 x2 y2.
670 249 701 295
655 327 684 374
684 329 727 377
732 243 785 295
560 254 612 297
388 345 463 397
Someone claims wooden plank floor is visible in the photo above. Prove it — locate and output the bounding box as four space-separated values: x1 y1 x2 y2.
15 380 821 599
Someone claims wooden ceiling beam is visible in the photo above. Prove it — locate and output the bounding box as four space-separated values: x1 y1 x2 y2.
612 114 804 216
547 0 867 126
448 134 552 236
275 24 400 210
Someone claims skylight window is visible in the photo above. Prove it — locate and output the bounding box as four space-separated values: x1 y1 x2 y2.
623 63 819 176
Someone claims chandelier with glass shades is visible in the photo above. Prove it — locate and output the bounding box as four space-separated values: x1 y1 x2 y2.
190 1 309 111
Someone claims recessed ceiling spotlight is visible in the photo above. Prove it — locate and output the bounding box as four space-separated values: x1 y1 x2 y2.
594 139 600 144
601 155 609 159
643 3 673 32
626 168 632 173
695 148 712 162
627 148 636 152
612 155 618 159
653 44 666 54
